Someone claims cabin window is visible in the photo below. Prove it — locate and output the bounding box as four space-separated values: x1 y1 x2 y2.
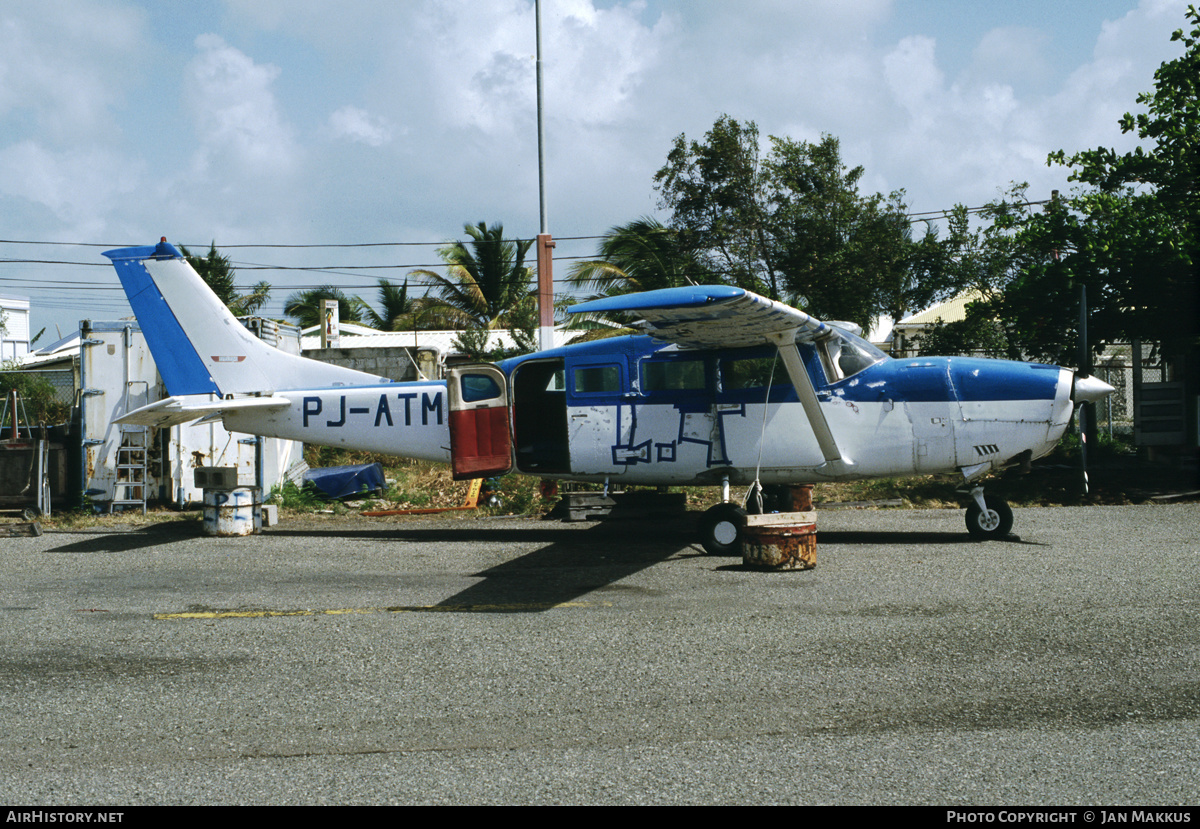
573 364 620 394
642 358 707 392
461 373 502 403
720 356 790 391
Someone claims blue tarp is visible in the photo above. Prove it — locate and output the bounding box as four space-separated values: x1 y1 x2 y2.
303 463 385 500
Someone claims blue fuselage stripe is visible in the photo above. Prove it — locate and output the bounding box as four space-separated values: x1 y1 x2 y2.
500 335 1059 409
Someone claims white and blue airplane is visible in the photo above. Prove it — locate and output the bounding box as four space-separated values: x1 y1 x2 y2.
105 238 1113 551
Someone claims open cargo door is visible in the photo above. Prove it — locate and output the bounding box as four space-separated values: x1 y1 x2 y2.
447 364 513 480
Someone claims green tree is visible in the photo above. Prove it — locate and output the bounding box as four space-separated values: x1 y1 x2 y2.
654 118 930 332
767 134 926 330
913 187 1045 359
923 8 1198 369
0 362 71 425
1039 6 1198 361
408 222 537 359
568 217 709 296
654 116 777 297
181 243 271 316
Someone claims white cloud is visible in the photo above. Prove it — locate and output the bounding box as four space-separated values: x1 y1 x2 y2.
883 35 943 120
3 0 1195 336
965 26 1051 91
0 140 143 238
1047 0 1190 155
405 0 670 135
327 106 394 147
0 1 148 143
184 34 299 175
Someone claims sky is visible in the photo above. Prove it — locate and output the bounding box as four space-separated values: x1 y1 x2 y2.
0 0 1191 343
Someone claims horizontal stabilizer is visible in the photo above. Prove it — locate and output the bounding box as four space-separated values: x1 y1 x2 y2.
115 395 292 428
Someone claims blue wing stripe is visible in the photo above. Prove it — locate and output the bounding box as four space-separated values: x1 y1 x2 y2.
568 285 745 314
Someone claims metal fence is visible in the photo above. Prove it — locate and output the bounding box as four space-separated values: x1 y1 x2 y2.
1091 360 1134 438
0 369 77 429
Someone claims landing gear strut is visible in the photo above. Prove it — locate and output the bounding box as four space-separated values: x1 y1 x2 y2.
965 486 1013 540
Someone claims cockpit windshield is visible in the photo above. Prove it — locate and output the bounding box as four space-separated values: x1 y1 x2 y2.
818 326 888 382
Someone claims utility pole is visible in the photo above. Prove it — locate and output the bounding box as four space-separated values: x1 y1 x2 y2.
535 0 555 352
1079 284 1092 497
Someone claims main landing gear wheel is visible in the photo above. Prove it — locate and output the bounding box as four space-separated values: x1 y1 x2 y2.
699 502 746 556
965 493 1013 540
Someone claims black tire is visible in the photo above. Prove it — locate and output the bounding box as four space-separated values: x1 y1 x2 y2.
699 502 746 556
965 495 1013 540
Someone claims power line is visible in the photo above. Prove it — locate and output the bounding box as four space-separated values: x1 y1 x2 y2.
0 199 1042 255
0 198 1056 304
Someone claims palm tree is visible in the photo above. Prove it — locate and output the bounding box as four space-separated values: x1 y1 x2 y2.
568 217 706 297
565 217 712 338
355 279 418 331
283 286 365 329
406 222 537 359
409 222 534 330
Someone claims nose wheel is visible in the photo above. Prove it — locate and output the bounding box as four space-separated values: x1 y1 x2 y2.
965 488 1013 540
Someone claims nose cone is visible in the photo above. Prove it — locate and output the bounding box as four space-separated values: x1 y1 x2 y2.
1074 373 1115 404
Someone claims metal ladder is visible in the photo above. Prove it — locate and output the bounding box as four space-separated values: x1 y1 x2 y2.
111 427 148 514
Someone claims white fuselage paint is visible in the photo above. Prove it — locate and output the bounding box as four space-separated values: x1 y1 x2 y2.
559 396 1069 485
214 374 1069 487
221 383 452 464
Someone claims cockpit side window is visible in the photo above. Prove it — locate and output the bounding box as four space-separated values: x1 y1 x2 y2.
818 328 887 383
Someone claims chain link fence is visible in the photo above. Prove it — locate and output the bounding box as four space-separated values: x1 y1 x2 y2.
0 368 77 427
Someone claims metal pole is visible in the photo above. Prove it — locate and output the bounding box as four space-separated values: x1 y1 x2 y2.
1079 284 1090 496
535 0 555 351
536 0 548 237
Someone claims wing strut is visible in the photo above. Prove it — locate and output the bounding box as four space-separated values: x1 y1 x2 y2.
765 330 853 475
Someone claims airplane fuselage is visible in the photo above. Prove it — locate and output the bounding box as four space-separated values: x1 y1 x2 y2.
105 242 1109 542
220 333 1073 487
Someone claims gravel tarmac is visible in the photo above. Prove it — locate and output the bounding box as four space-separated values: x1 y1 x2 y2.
1 503 1198 805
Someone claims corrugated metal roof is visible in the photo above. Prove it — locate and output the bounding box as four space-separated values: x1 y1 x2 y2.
895 290 987 328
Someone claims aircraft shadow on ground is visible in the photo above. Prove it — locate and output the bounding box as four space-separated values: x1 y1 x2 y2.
41 515 1042 610
818 530 973 545
45 522 202 554
274 517 698 612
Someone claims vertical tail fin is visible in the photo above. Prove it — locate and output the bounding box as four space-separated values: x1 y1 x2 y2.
104 239 390 396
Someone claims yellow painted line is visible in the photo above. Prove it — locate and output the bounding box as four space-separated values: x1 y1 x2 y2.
154 601 611 620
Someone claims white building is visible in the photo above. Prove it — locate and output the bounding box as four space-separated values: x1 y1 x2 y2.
0 294 31 361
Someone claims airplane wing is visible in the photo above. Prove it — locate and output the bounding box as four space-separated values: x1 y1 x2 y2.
114 394 292 428
568 286 852 472
567 286 830 349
